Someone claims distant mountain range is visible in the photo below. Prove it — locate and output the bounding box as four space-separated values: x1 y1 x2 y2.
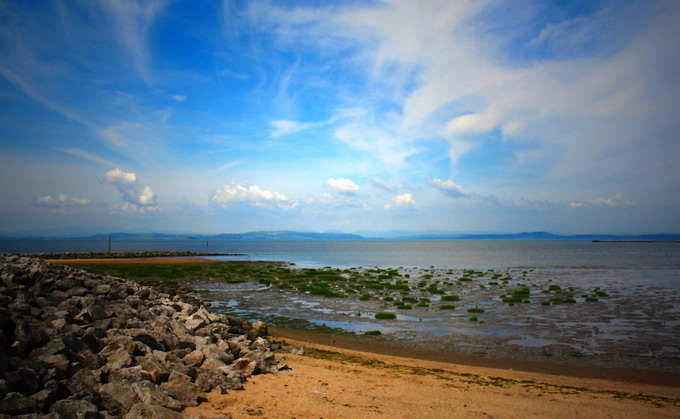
1 230 679 241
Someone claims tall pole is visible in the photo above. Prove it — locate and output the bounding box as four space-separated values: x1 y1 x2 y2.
108 234 111 253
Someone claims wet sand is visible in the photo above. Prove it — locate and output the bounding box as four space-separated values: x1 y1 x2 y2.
268 327 680 388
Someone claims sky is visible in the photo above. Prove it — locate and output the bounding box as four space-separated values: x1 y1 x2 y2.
0 0 679 236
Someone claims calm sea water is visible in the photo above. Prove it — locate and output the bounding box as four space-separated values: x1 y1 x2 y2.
2 239 679 269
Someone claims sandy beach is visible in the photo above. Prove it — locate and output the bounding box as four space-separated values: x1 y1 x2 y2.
186 335 680 418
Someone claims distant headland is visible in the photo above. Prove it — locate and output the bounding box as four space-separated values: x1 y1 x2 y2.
1 230 679 242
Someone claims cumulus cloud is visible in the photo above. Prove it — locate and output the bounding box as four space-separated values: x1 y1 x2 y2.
36 194 90 207
103 168 157 210
212 184 295 210
384 193 420 210
104 168 137 185
430 178 470 198
112 202 160 214
327 177 360 195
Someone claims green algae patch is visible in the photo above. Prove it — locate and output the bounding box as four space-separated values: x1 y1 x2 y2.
374 312 397 320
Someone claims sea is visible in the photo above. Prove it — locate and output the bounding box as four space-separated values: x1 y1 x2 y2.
3 239 680 372
2 238 680 269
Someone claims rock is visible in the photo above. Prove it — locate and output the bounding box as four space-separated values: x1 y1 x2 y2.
99 381 140 415
201 344 233 365
229 358 257 379
3 367 40 396
66 368 101 396
136 356 170 384
0 255 280 415
200 357 227 370
252 321 268 337
49 399 98 419
0 392 34 415
182 350 205 368
105 347 134 369
194 368 238 394
125 402 187 419
136 387 183 411
184 316 206 331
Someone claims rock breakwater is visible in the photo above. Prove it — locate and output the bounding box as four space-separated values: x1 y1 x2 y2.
0 255 285 418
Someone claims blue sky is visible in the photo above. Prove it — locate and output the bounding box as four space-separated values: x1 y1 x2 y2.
1 0 679 235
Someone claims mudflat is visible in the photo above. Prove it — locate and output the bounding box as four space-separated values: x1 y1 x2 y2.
52 257 680 417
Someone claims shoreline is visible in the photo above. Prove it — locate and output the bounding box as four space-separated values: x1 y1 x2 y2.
188 334 680 418
269 326 680 388
48 256 680 388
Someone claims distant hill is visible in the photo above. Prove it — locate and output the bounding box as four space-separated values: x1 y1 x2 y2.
1 230 678 241
395 231 680 241
211 231 365 241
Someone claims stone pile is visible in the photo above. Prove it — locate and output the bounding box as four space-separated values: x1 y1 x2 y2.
0 255 285 418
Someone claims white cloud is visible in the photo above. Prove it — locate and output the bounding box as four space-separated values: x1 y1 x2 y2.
36 194 90 207
269 119 316 138
430 178 470 198
170 94 186 101
112 202 160 214
137 185 156 205
384 193 420 210
100 0 169 79
103 168 158 208
212 184 294 209
327 177 360 195
104 168 137 185
333 123 419 172
259 0 680 194
591 194 635 208
566 194 634 209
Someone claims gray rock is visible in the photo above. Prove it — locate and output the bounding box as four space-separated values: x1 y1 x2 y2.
0 255 280 415
49 399 98 419
0 392 34 415
136 387 183 411
66 368 101 396
136 356 170 384
125 402 187 419
99 381 140 415
105 347 134 370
